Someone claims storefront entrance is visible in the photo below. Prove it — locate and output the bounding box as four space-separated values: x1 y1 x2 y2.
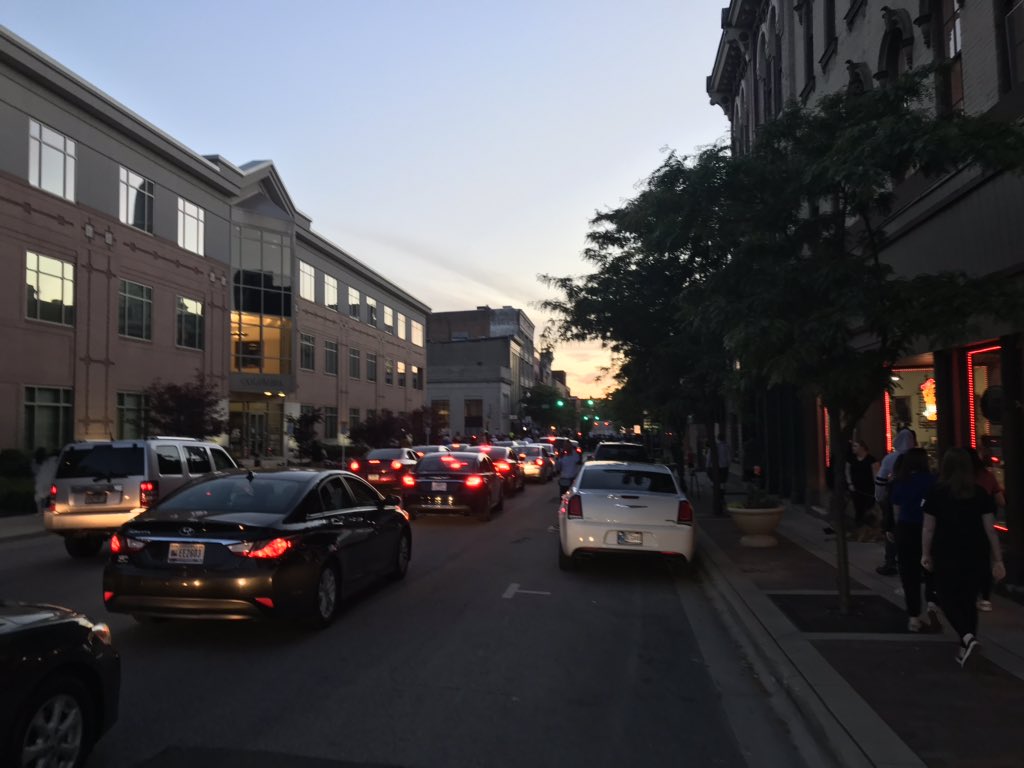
885 367 939 465
228 397 285 460
968 345 1005 488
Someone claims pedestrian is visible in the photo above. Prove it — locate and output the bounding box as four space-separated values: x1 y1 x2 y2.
874 427 917 575
968 448 1005 613
921 447 1005 668
704 432 731 515
889 448 938 631
846 439 880 539
32 447 58 513
556 448 582 496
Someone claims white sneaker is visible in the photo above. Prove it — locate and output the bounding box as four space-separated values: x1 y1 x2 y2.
908 616 923 632
957 636 980 669
977 600 993 612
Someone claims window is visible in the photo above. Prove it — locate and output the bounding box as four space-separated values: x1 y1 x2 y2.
324 407 338 440
1005 0 1024 91
397 361 406 387
28 120 75 201
349 348 361 378
385 358 394 385
231 226 293 376
176 296 204 350
349 407 360 428
325 340 338 375
324 275 338 311
155 445 183 475
411 320 424 347
24 386 73 452
801 0 815 95
319 477 351 512
367 353 378 382
464 399 483 430
184 445 212 474
348 287 360 318
412 365 423 390
176 198 205 256
118 167 154 233
384 306 394 334
432 400 450 431
26 251 74 326
300 333 315 371
298 261 315 302
366 297 377 326
942 0 964 112
824 0 836 46
116 392 148 439
346 476 381 506
211 447 235 471
118 280 152 340
397 312 407 340
366 409 377 421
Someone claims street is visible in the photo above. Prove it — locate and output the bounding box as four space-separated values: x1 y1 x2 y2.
1 481 801 768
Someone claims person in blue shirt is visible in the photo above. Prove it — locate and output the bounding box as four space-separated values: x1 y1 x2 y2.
889 447 937 631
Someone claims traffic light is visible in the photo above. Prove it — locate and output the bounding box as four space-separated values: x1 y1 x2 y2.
587 399 594 406
556 399 564 407
583 415 590 421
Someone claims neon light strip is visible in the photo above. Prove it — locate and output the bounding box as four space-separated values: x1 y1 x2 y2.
994 524 1009 532
965 345 1001 450
823 406 831 467
883 392 892 453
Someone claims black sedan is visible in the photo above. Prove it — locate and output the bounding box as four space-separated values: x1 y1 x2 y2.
463 445 526 494
348 448 420 492
1 601 119 768
401 452 504 521
103 469 412 628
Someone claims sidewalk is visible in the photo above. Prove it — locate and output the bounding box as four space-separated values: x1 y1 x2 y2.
0 511 46 542
694 472 1024 768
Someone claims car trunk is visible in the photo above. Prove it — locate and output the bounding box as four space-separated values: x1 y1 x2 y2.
121 514 285 572
578 490 679 526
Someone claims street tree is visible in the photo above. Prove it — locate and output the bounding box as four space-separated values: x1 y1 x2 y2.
144 372 226 439
287 408 323 460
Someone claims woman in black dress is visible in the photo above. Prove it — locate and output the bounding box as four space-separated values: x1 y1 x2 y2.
921 448 1005 668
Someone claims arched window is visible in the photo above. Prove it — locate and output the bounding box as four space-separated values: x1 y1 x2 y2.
770 7 783 114
940 0 963 111
877 7 914 82
756 33 770 126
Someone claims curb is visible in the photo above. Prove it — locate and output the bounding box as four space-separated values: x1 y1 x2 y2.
0 514 48 544
697 530 925 768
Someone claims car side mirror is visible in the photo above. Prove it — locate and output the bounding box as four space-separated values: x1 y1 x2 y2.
384 494 402 508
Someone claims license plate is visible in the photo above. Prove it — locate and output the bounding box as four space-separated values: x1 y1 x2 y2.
431 481 447 491
368 474 380 481
617 531 643 546
84 492 107 504
167 542 205 564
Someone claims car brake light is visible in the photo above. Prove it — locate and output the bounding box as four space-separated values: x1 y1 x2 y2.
495 461 510 472
465 475 484 488
391 460 403 471
535 458 544 466
48 484 57 512
368 459 381 465
254 597 274 608
140 480 158 508
103 591 114 602
401 474 416 488
232 537 293 559
677 500 694 524
110 533 123 553
349 460 360 472
567 495 583 519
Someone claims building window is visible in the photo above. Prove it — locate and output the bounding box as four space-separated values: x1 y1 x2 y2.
433 400 450 432
464 398 483 431
26 251 74 326
323 407 338 440
300 333 315 371
412 365 423 390
824 0 836 45
325 340 338 375
801 0 815 95
299 261 315 302
397 361 406 387
366 409 377 421
385 358 394 385
397 312 407 340
411 320 424 347
117 392 148 439
118 167 154 233
348 287 360 318
119 280 152 340
1003 0 1024 92
176 198 205 256
349 407 360 429
324 275 338 311
28 119 75 201
366 297 377 326
231 226 293 376
24 386 73 452
367 353 378 382
384 306 394 334
176 296 204 350
942 0 964 112
349 348 361 378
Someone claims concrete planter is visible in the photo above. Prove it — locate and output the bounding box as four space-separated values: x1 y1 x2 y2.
727 505 785 548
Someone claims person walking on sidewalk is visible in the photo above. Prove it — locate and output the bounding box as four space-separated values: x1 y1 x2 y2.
921 447 1006 668
968 447 1005 613
846 439 880 540
705 433 731 516
556 449 582 497
874 427 917 575
889 448 938 632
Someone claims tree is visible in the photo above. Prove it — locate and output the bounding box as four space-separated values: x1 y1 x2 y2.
144 372 225 439
521 384 575 431
287 408 323 460
349 410 408 448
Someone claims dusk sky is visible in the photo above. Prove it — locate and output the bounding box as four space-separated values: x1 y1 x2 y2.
3 1 729 397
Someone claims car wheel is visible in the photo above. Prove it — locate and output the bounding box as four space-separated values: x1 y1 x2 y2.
495 487 505 512
477 495 493 522
558 543 577 571
64 536 103 559
307 563 340 629
390 531 411 581
9 675 94 768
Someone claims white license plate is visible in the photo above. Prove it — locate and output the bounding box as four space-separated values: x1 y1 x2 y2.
84 492 108 504
368 474 380 481
431 481 447 491
617 531 643 546
167 542 205 564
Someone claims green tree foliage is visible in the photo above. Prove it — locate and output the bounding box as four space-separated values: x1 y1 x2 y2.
521 384 575 430
144 372 226 439
349 410 409 448
288 408 323 460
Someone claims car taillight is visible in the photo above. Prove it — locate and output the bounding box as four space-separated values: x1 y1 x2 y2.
110 533 123 553
495 461 511 472
349 460 360 472
465 476 484 488
535 458 544 466
140 480 158 508
48 484 57 512
576 447 582 454
567 495 583 519
391 460 403 471
677 500 694 524
401 474 416 488
230 537 293 559
368 459 381 465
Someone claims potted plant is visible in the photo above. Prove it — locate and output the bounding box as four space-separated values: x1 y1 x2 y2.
727 484 785 548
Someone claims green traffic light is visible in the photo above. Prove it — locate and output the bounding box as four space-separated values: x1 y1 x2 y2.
587 399 594 406
583 415 590 421
556 399 564 407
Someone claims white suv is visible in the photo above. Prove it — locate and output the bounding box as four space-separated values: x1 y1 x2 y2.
46 437 237 558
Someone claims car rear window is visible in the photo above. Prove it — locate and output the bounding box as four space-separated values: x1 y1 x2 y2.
367 449 404 460
154 476 304 516
579 468 678 494
594 444 650 462
520 446 543 456
56 445 145 479
417 455 477 473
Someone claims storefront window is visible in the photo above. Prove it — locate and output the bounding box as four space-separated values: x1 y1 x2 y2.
968 345 1004 488
884 367 939 463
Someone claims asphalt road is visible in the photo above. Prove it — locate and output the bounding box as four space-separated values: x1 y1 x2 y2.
1 479 803 768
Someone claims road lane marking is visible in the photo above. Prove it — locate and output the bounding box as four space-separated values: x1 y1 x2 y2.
503 582 551 599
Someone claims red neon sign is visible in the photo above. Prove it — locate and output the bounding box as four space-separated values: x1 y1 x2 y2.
966 345 1001 449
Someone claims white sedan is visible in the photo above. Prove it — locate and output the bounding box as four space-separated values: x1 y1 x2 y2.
557 461 695 570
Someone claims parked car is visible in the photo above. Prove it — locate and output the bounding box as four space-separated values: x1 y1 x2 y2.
411 445 452 459
102 469 411 627
401 452 504 521
517 444 555 482
46 437 238 559
589 441 652 463
348 448 420 491
557 460 695 571
462 446 525 494
1 600 120 768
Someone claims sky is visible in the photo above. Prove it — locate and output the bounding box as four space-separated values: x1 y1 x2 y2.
3 0 729 397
